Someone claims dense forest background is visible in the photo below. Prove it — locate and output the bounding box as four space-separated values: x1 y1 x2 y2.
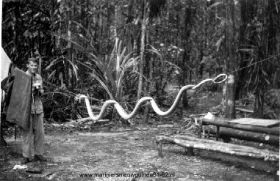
2 0 280 122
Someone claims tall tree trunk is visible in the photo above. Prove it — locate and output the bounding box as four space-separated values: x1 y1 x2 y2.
137 1 148 100
235 0 254 100
114 3 121 39
180 2 195 109
253 89 264 118
223 0 237 119
224 74 235 118
64 0 73 89
126 0 134 24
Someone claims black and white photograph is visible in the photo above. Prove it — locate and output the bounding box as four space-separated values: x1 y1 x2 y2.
0 0 279 180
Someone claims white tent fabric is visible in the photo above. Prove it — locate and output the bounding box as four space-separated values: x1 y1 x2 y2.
1 48 11 81
1 48 11 111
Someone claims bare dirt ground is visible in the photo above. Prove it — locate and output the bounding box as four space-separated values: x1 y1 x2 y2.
0 92 278 181
0 123 277 181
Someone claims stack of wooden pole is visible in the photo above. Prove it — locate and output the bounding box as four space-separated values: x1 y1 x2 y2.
201 118 279 146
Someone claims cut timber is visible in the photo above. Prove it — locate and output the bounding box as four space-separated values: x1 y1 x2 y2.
203 127 279 146
235 107 254 113
220 128 279 145
155 135 279 162
229 118 280 127
202 117 279 135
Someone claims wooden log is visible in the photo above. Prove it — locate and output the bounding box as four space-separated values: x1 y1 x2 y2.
173 135 279 146
156 135 279 162
235 107 254 113
202 126 279 145
202 118 279 135
218 128 279 145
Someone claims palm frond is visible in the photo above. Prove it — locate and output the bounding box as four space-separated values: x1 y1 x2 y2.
90 72 114 99
64 58 79 80
45 57 63 70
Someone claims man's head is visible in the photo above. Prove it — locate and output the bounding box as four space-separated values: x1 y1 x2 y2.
27 58 39 74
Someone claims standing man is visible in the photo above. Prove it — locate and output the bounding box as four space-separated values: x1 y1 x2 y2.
22 57 46 163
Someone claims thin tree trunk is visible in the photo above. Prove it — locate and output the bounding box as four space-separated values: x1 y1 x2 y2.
144 56 153 122
66 1 72 89
224 74 235 118
114 4 121 39
254 90 264 118
181 2 195 109
137 1 148 100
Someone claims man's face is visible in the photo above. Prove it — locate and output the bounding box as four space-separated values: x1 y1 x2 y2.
27 61 38 74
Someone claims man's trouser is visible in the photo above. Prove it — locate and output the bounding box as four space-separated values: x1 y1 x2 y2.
22 113 44 159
